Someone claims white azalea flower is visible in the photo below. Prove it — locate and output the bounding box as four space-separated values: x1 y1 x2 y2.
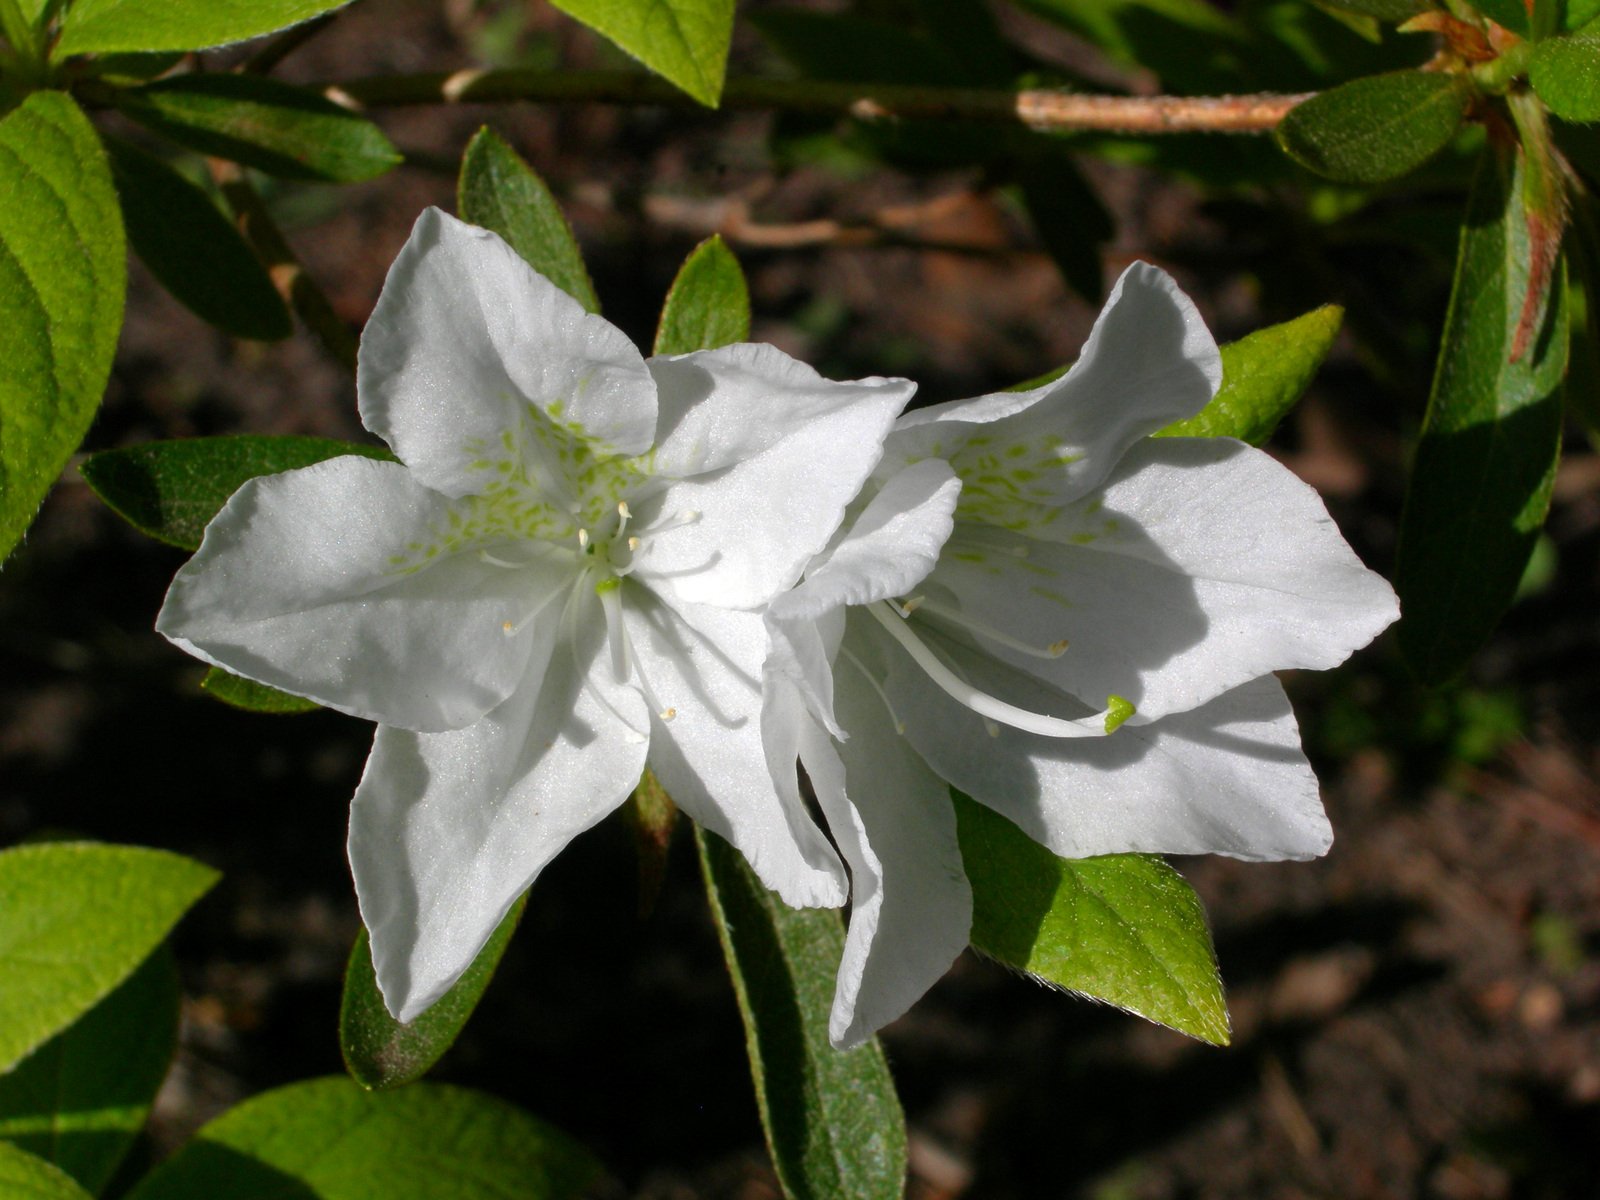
157 207 917 1021
764 263 1401 1048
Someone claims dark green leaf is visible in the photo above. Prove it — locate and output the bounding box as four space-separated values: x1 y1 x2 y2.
0 1143 94 1200
1016 152 1114 304
1397 146 1569 683
956 793 1230 1046
0 842 217 1071
118 74 400 183
1159 304 1344 444
654 236 750 355
0 91 124 564
1531 33 1600 122
1568 0 1600 31
0 950 180 1194
80 435 393 551
54 0 354 56
751 9 966 85
697 829 907 1200
457 127 599 313
340 896 526 1090
1277 70 1470 183
103 135 291 340
548 0 733 105
1473 0 1530 34
123 1078 601 1200
201 667 319 713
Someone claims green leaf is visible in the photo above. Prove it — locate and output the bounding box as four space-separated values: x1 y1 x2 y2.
123 1078 601 1200
457 128 599 314
54 0 354 57
200 667 319 713
548 0 733 106
1398 146 1569 683
1474 0 1530 35
340 897 526 1090
955 793 1230 1046
0 91 125 565
80 435 392 551
1158 304 1344 444
1277 70 1471 183
103 136 291 341
1568 0 1600 31
0 842 217 1072
697 829 907 1200
654 236 750 355
117 75 400 183
1312 0 1424 21
0 949 180 1194
0 1142 95 1200
1531 33 1600 122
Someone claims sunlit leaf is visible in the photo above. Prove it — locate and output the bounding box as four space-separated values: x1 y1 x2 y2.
956 793 1229 1045
0 91 124 564
654 235 749 355
458 127 599 313
0 842 216 1071
1531 33 1600 123
0 1143 94 1200
200 668 320 714
548 0 733 105
54 0 355 56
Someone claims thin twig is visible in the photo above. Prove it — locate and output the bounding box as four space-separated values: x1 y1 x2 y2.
325 69 1309 135
206 158 358 371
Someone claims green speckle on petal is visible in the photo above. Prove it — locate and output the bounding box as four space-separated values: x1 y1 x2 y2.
1104 695 1136 733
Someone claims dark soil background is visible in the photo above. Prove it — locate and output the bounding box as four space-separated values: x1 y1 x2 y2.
4 2 1599 1197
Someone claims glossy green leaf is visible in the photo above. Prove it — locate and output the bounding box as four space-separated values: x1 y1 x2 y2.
1568 0 1600 31
340 896 526 1090
123 1078 601 1200
80 435 393 551
548 0 733 106
0 842 217 1071
654 236 750 355
457 128 599 313
1531 33 1600 122
1277 70 1470 183
1159 304 1344 444
0 91 124 565
0 949 180 1194
955 793 1230 1045
1397 147 1569 683
697 829 907 1200
0 1142 95 1200
118 75 400 183
103 136 291 341
200 668 319 714
54 0 354 56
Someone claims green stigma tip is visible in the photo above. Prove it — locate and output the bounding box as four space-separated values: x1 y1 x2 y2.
1104 695 1136 733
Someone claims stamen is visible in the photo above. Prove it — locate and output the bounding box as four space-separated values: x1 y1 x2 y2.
480 550 529 569
615 500 632 538
894 595 925 617
914 597 1068 660
840 646 906 734
501 583 566 637
867 602 1108 739
562 574 647 742
638 508 701 536
577 528 590 550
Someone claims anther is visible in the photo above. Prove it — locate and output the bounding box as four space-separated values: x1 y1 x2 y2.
577 528 590 549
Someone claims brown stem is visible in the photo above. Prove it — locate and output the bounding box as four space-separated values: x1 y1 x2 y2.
206 158 358 371
325 69 1310 135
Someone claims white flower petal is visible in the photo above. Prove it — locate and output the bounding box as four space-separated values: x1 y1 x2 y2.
627 592 846 907
877 633 1331 860
764 607 846 739
884 262 1220 517
350 621 650 1022
358 207 657 497
769 458 961 623
631 370 909 610
157 456 552 731
806 675 970 1049
925 437 1398 721
647 342 916 478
